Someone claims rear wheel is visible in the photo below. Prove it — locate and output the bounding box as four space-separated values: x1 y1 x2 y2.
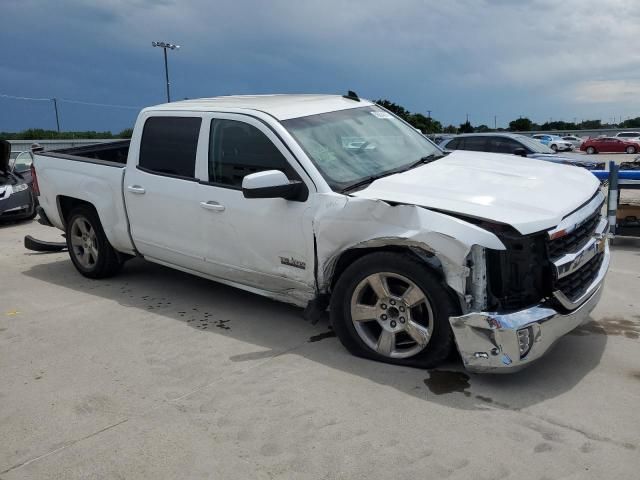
330 252 457 368
626 146 636 154
586 146 597 154
65 206 123 278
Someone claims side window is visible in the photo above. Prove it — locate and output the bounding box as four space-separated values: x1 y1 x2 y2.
445 138 460 150
460 137 488 151
208 119 291 187
139 117 202 178
489 137 522 154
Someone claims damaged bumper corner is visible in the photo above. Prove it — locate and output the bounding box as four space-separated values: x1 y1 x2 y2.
449 245 609 373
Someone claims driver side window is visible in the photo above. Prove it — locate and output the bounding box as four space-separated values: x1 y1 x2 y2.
208 119 291 188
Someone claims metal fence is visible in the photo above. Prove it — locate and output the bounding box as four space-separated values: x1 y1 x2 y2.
7 139 120 159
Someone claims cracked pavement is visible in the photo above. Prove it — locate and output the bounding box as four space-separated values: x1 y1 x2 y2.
1 220 639 479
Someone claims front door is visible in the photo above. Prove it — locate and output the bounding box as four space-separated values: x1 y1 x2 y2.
195 114 316 298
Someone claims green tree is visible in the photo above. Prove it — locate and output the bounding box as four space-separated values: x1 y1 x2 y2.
620 117 640 128
443 124 458 134
118 128 134 138
474 124 490 132
458 121 474 133
508 117 533 131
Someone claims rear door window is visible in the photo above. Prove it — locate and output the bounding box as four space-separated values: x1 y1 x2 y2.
139 117 202 178
488 137 522 154
459 136 488 151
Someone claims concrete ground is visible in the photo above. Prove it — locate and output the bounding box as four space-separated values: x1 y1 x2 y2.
1 220 639 480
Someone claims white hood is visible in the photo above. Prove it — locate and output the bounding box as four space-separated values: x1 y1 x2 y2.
353 150 600 235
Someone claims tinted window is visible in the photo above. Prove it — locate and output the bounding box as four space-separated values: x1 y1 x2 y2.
445 138 461 150
488 136 523 154
139 117 202 178
209 119 290 187
459 137 488 151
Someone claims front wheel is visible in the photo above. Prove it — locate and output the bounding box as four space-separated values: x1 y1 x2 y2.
626 146 637 154
550 144 558 152
330 252 457 368
65 206 123 278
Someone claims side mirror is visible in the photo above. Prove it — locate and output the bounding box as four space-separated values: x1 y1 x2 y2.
513 148 528 157
242 170 307 201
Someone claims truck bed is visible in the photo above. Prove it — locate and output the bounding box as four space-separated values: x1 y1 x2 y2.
41 140 130 167
33 141 136 255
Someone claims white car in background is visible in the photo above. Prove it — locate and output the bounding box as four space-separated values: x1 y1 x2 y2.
562 135 584 149
531 134 574 152
615 131 640 141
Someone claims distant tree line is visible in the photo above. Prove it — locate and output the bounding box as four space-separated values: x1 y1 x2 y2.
375 99 640 134
3 104 640 139
0 128 134 140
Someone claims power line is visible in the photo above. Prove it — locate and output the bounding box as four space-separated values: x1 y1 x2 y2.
0 93 51 102
58 98 140 110
1 93 140 109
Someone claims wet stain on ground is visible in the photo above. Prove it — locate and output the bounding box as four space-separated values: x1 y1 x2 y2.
424 370 471 397
631 371 640 381
215 319 231 330
570 316 640 339
308 329 336 342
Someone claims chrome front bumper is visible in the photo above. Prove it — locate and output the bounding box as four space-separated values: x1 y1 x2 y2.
449 239 610 373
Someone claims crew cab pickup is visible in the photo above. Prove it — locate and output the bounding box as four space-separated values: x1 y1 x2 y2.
32 94 609 372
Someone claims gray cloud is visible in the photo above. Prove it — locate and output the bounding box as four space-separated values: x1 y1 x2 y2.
1 0 639 130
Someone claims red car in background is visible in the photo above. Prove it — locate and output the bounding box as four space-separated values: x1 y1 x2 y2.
580 137 640 154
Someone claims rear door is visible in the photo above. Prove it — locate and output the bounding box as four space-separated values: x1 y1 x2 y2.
124 113 205 271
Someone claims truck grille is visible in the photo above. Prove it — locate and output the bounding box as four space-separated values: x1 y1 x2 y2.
548 209 600 258
554 252 604 302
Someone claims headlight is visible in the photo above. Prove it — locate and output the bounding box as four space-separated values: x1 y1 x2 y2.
13 184 29 193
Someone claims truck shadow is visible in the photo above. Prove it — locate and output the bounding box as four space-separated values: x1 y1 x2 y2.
23 256 609 411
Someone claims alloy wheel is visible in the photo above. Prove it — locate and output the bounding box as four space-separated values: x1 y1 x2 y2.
70 216 99 269
350 272 434 359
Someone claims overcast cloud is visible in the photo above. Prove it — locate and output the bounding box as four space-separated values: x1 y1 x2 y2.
1 0 639 131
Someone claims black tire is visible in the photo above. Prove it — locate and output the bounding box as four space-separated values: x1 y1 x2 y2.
550 144 558 152
65 205 123 278
330 252 458 369
586 146 597 154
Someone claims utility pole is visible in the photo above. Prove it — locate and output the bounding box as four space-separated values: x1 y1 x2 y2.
465 113 469 123
494 115 497 130
52 97 60 132
427 110 431 119
152 41 180 102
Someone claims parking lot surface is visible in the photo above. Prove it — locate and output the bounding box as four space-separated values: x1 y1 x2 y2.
1 220 639 479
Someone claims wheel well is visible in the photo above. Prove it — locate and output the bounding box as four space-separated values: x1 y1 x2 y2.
329 246 445 292
57 196 94 226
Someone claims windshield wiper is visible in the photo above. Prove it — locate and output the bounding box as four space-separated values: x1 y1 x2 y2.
340 153 443 194
404 153 443 170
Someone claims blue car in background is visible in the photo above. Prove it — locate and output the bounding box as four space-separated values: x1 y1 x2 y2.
531 134 574 152
438 133 603 170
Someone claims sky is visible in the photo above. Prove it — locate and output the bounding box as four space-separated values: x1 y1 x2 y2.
1 0 639 132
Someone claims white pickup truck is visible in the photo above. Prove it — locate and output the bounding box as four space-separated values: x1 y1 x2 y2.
32 93 609 372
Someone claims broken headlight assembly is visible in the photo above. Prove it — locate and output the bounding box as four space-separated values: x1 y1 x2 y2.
462 219 551 312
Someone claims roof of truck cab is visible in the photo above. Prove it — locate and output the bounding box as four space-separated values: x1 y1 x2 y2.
143 94 374 120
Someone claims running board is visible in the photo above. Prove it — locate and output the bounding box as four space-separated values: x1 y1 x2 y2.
24 235 67 252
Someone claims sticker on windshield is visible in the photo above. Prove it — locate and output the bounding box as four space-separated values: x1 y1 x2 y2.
370 111 393 119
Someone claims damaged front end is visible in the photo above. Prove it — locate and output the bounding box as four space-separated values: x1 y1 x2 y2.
449 198 610 373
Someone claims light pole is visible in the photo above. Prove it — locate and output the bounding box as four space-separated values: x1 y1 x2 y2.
152 41 180 102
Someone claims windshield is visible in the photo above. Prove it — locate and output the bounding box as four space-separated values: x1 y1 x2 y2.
13 151 33 172
514 135 555 154
282 106 441 191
